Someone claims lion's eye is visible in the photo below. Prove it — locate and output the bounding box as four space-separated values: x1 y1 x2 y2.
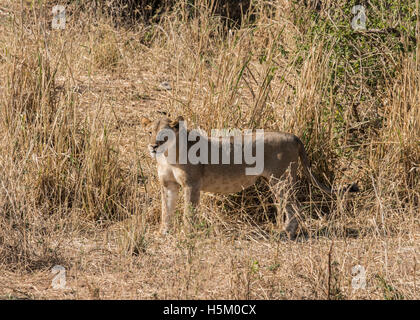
148 131 152 135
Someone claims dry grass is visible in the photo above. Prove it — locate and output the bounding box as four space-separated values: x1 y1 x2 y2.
0 0 418 299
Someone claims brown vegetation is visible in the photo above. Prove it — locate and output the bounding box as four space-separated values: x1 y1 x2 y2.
0 0 418 299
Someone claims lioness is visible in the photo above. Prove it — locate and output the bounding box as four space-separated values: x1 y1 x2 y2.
141 115 357 239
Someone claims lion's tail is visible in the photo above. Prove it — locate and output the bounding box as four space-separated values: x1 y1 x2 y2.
296 137 333 194
296 137 360 194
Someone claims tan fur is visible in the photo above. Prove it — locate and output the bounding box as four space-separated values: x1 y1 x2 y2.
141 115 336 239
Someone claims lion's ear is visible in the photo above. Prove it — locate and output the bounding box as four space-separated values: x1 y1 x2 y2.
170 116 184 129
141 116 152 127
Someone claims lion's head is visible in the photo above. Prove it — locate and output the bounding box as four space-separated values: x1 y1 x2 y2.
141 115 184 159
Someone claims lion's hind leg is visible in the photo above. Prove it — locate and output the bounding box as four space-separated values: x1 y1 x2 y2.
267 163 300 240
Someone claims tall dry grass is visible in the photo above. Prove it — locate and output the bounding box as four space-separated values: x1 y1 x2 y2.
0 0 418 299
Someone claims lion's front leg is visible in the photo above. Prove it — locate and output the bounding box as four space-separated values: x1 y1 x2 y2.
183 185 201 232
160 182 180 235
